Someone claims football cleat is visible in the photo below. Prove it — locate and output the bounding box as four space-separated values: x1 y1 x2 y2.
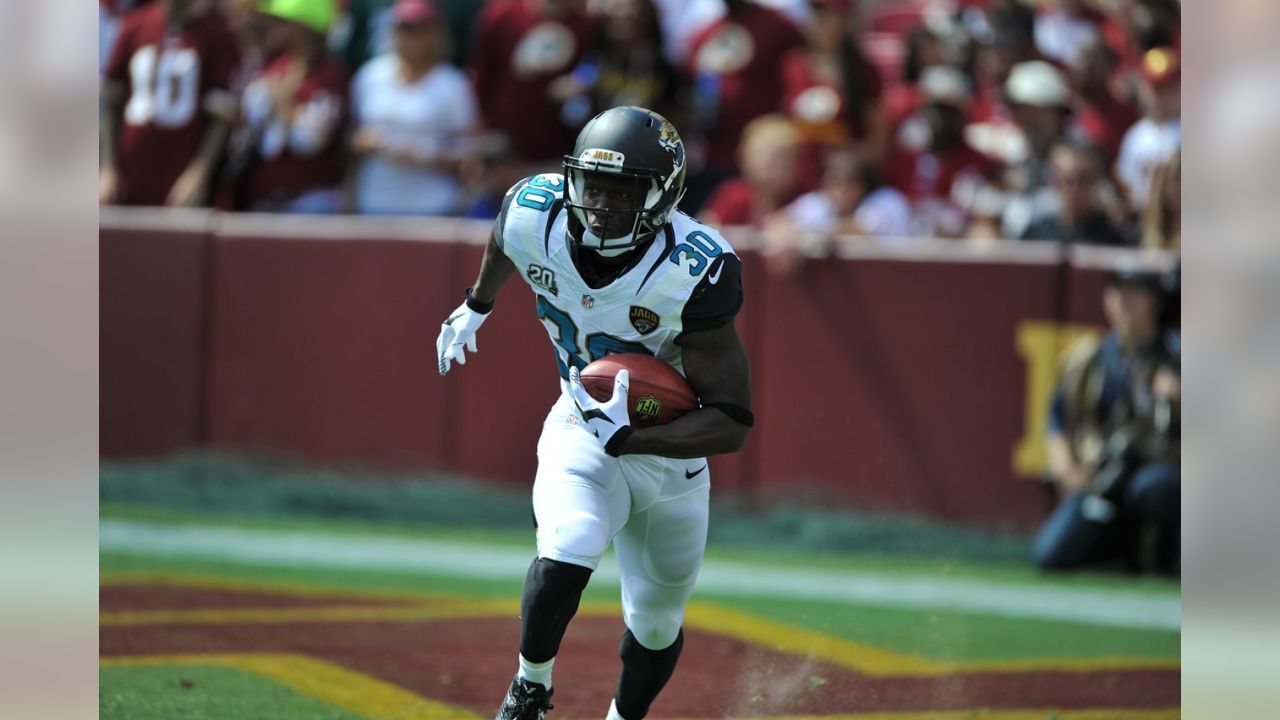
495 675 555 720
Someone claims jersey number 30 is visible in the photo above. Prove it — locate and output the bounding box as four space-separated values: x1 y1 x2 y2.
669 230 722 276
516 175 563 211
537 296 649 378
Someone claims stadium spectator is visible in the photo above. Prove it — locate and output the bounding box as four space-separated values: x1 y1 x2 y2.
649 0 723 66
469 0 592 187
100 0 239 207
902 25 943 87
1069 36 1140 164
1035 267 1180 575
348 0 479 216
334 0 395 72
780 0 888 192
898 8 978 118
763 144 912 275
886 65 1002 238
333 0 480 70
993 59 1075 238
699 114 801 228
904 0 979 79
235 0 348 212
1019 140 1128 246
1101 0 1180 74
1032 0 1103 67
1115 46 1179 215
222 0 272 93
684 0 804 210
980 0 1036 44
1140 151 1179 250
966 23 1037 124
547 0 684 127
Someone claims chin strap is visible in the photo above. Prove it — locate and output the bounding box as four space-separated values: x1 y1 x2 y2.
579 225 638 255
593 245 635 258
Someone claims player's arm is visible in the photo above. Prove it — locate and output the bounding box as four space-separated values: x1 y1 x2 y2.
168 114 233 207
468 227 518 304
436 195 519 374
613 320 752 458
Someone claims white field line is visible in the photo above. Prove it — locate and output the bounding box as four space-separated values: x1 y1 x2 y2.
99 520 1179 631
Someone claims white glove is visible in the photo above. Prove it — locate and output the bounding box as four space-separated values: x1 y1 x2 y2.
567 366 632 456
436 298 490 375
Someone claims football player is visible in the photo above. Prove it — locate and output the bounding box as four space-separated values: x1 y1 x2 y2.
436 106 753 720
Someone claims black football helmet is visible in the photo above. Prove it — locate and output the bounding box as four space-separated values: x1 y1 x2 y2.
563 106 687 255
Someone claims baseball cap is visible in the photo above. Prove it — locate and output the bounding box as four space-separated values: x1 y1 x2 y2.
1142 47 1180 87
920 65 970 108
1005 60 1072 108
259 0 336 35
393 0 440 25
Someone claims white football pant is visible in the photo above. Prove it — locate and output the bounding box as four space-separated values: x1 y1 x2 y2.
532 394 710 650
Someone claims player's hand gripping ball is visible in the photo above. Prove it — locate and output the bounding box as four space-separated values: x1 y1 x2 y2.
579 354 698 427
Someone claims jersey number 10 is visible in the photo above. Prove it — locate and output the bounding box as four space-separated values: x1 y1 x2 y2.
125 45 200 128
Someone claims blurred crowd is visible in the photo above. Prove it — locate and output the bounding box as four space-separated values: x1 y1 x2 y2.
100 0 1181 254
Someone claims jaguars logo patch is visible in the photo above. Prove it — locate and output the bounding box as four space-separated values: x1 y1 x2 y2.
657 117 686 171
633 396 661 422
629 306 660 335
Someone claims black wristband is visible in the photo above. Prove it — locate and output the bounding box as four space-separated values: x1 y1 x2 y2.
604 426 634 457
464 287 494 314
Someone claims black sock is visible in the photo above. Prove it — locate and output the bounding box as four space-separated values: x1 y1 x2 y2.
519 557 593 662
615 628 684 719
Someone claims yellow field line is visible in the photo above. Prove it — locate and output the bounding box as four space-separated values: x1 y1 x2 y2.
101 573 1179 677
100 571 439 603
682 602 939 676
102 653 482 720
681 602 1179 677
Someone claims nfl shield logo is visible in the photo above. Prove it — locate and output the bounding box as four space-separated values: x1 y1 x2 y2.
581 294 595 310
633 396 662 423
629 306 660 335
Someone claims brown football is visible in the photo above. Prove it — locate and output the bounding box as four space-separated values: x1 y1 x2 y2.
580 353 698 427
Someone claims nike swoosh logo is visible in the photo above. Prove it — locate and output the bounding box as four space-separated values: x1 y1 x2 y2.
445 312 464 324
685 464 707 479
707 262 723 285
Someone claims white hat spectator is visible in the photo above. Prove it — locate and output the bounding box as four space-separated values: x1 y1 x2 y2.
1006 60 1071 108
920 65 970 108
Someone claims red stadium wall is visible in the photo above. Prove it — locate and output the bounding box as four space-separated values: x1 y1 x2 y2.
99 209 1175 529
100 214 213 456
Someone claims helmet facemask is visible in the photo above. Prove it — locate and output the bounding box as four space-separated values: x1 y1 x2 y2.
565 158 670 256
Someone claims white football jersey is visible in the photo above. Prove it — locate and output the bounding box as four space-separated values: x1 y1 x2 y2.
496 173 743 386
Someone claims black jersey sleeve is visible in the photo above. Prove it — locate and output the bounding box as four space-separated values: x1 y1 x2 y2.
492 176 535 250
680 254 744 336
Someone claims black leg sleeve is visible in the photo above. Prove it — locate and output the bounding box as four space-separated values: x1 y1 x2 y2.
519 557 593 663
615 628 684 720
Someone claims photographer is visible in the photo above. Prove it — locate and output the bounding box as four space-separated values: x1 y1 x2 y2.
1034 267 1180 575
